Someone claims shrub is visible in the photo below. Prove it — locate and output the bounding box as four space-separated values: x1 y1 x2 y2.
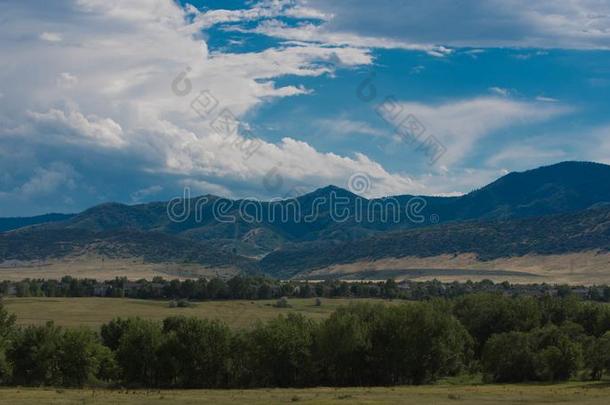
275 296 290 308
168 299 193 308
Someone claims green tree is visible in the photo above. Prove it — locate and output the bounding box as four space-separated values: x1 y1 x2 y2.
7 322 63 386
482 331 535 382
100 317 133 351
314 303 377 385
383 279 398 299
584 332 610 380
115 318 163 387
58 328 109 387
539 295 580 326
206 278 228 299
0 301 16 384
159 316 232 388
573 302 610 337
530 325 582 381
243 313 316 387
368 303 473 385
315 302 472 386
453 294 540 352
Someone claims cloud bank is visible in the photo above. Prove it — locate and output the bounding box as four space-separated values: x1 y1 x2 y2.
0 0 599 215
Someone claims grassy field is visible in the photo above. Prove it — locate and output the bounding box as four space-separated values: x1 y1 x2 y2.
1 297 390 329
1 382 610 404
0 257 238 281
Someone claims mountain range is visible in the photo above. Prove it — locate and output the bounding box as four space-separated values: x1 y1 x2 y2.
2 161 610 283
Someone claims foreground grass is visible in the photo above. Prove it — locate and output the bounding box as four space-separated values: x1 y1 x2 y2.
1 382 610 404
2 297 391 329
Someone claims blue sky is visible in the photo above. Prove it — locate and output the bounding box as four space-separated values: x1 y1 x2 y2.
1 0 610 216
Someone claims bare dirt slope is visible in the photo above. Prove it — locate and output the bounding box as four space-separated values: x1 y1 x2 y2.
302 251 610 285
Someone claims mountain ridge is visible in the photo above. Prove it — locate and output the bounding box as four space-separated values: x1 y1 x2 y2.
2 161 610 279
2 161 608 231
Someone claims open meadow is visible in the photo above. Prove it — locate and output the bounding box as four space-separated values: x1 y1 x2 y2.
1 297 391 329
2 382 610 404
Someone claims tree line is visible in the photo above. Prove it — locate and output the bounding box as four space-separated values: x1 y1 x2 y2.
2 276 610 302
1 293 610 388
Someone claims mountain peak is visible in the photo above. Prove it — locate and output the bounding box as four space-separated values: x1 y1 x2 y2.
297 185 360 201
459 160 610 219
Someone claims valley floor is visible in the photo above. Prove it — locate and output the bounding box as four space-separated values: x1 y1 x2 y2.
1 382 610 404
4 250 610 285
1 297 392 329
0 256 236 281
